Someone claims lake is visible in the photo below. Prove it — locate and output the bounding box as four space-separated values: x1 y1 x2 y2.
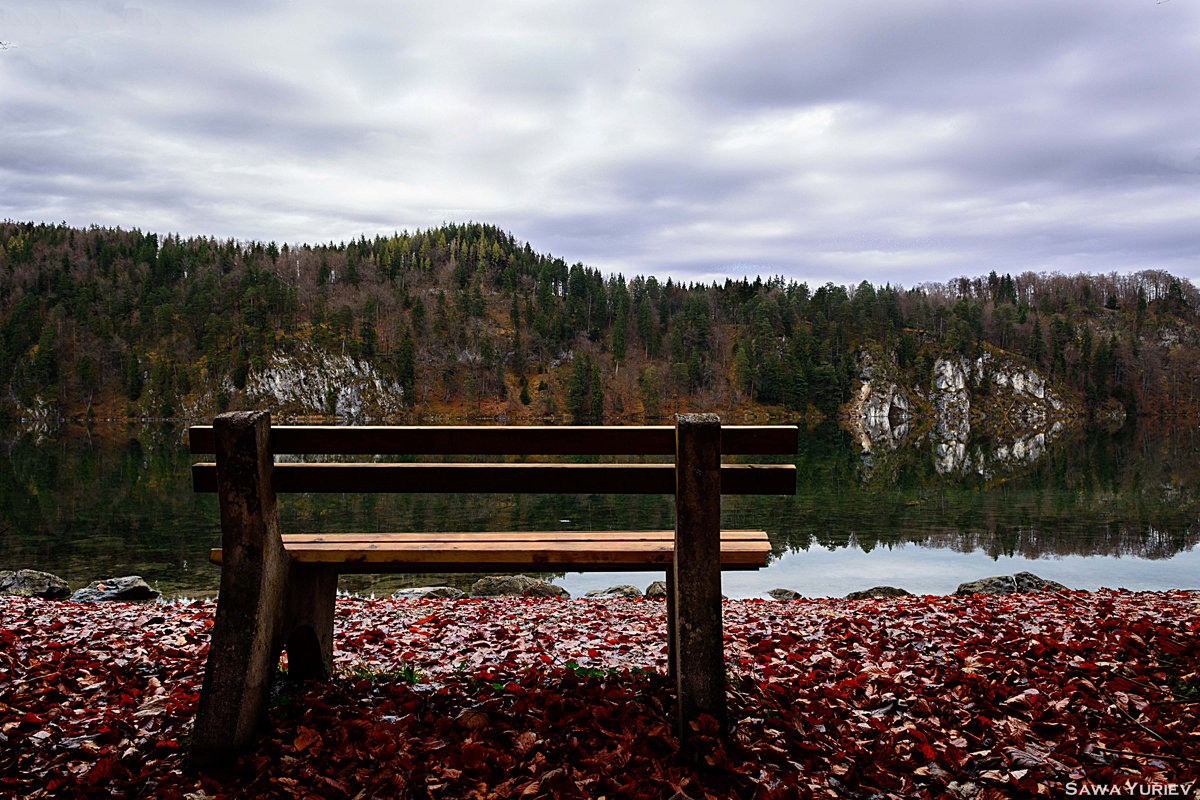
2 418 1197 599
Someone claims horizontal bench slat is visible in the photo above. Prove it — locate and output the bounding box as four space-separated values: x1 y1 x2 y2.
192 462 796 495
188 424 798 456
293 543 766 555
251 559 764 573
210 529 772 571
280 530 768 544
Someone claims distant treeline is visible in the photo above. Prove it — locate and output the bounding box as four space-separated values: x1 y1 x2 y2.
1 219 1198 420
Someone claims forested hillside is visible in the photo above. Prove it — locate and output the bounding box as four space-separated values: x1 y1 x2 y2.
1 219 1198 422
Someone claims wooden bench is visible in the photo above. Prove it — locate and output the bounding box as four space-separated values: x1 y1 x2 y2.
186 410 796 765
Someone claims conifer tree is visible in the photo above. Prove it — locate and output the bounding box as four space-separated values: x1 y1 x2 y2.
396 327 415 405
1029 318 1045 365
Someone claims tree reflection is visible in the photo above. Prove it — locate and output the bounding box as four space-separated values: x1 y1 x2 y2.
0 419 1197 594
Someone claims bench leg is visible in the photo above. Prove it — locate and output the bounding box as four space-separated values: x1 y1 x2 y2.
282 565 337 680
673 414 726 740
666 569 676 681
189 411 289 768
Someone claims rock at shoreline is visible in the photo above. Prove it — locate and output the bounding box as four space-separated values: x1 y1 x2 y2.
70 576 160 602
645 580 668 598
523 582 570 598
846 586 912 600
768 588 802 601
586 584 643 599
955 571 1067 596
470 575 538 597
468 576 569 597
0 569 71 599
392 586 465 600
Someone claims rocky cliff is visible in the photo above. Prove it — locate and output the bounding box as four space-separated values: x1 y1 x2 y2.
239 344 405 419
845 347 1081 476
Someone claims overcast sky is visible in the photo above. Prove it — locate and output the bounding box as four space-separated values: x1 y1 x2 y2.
2 1 1198 289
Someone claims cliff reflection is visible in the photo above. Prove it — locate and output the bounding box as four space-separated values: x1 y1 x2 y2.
0 419 1197 594
763 419 1200 562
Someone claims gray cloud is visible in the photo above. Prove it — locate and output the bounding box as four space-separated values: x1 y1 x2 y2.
2 0 1198 289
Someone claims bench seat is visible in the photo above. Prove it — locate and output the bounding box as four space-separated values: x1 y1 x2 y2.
209 529 771 572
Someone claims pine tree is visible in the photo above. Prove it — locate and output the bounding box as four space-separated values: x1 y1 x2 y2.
567 356 591 423
1028 318 1045 364
1090 335 1110 409
612 303 628 362
589 360 604 420
123 352 144 400
511 328 526 378
411 296 427 336
639 366 662 418
396 327 415 406
31 324 58 386
359 317 378 360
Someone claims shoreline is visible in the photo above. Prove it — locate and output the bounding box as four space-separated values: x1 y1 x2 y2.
7 564 1200 606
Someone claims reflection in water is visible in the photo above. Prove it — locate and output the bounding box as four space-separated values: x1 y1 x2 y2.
732 418 1200 567
711 542 1200 599
0 422 221 594
0 419 1197 596
927 422 1067 478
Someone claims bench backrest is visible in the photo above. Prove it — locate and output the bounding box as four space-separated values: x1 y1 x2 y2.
189 422 797 496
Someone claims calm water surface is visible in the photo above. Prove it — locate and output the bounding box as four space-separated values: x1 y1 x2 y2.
2 419 1197 598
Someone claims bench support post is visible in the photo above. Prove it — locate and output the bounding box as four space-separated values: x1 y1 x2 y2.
672 413 726 739
282 564 337 680
190 411 289 767
666 568 676 681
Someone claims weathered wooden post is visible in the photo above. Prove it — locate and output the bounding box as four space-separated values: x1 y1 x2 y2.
189 411 290 767
672 413 725 738
281 563 337 680
666 569 677 681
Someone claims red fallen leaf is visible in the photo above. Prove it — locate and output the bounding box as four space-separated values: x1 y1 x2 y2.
457 708 489 730
513 730 539 754
293 726 321 752
82 754 117 786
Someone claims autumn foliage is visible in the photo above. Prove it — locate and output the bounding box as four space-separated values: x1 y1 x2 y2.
4 219 1200 424
2 590 1198 798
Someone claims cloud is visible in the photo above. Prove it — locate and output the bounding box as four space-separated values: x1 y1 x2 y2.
2 0 1199 289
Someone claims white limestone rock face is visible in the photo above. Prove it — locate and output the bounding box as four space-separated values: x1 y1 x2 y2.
848 379 914 453
930 357 972 473
974 352 1068 428
992 432 1047 467
928 352 1073 475
242 343 404 419
847 346 1078 478
936 440 969 475
933 358 968 393
10 394 60 422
